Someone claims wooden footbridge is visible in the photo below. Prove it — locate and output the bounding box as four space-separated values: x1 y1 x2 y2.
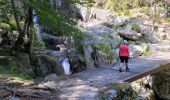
57 52 170 100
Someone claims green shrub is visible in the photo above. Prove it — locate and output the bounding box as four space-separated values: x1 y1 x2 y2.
92 43 114 60
9 19 17 30
143 49 152 55
107 0 135 16
131 23 140 33
165 16 170 22
33 40 45 47
141 36 149 43
0 23 11 31
142 44 152 55
0 66 31 80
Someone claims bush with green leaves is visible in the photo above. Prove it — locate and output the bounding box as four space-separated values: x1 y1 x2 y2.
107 0 137 15
141 44 152 55
9 18 17 30
0 23 11 31
91 43 114 61
131 23 140 33
143 49 152 55
0 66 31 79
33 40 45 48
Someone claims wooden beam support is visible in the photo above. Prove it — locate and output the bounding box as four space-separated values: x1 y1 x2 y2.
123 62 170 82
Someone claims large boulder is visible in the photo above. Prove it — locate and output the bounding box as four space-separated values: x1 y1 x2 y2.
84 25 114 36
76 4 91 22
118 30 142 41
129 44 149 58
103 16 131 28
96 50 107 67
15 53 33 73
102 83 137 100
83 45 95 68
131 75 154 99
91 7 110 21
129 45 142 58
0 53 33 74
68 50 86 73
153 67 170 100
30 51 64 77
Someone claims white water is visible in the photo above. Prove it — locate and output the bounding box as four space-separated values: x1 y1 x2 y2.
33 10 42 41
61 58 71 75
51 51 71 75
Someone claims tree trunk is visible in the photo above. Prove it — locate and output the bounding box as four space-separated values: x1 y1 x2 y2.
10 0 25 52
164 0 168 17
152 0 157 33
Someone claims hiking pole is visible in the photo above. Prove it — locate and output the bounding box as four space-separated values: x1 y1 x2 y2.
111 58 120 70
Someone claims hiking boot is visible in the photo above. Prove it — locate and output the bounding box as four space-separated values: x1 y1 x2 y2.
126 67 130 71
119 68 122 72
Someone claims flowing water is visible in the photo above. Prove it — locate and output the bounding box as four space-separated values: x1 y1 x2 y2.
61 58 71 75
33 11 42 41
51 51 71 75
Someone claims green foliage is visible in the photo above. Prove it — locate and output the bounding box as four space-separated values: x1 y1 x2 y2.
141 44 152 55
141 36 149 43
28 0 82 37
9 18 17 30
77 0 95 6
0 23 11 31
112 83 129 90
107 0 132 16
33 40 45 48
131 23 140 33
0 66 31 80
143 49 152 55
165 16 170 22
92 43 114 60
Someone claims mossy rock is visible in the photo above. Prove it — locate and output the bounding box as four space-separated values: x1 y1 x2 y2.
112 83 129 90
131 23 140 33
91 43 115 64
9 19 17 30
30 52 64 77
102 83 137 100
0 54 33 74
0 23 11 31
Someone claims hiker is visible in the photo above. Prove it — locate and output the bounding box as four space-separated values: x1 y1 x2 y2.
119 40 130 72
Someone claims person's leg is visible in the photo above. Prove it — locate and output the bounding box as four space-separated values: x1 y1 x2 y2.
125 57 129 71
119 56 123 72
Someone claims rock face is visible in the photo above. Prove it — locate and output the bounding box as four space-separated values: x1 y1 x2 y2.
118 30 142 41
30 51 64 77
83 45 95 68
153 67 170 100
68 50 86 73
0 53 33 74
131 75 154 99
102 83 137 100
44 74 58 82
129 45 144 58
104 16 131 28
50 0 83 20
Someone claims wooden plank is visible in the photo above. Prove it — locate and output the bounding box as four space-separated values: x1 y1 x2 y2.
123 62 170 82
